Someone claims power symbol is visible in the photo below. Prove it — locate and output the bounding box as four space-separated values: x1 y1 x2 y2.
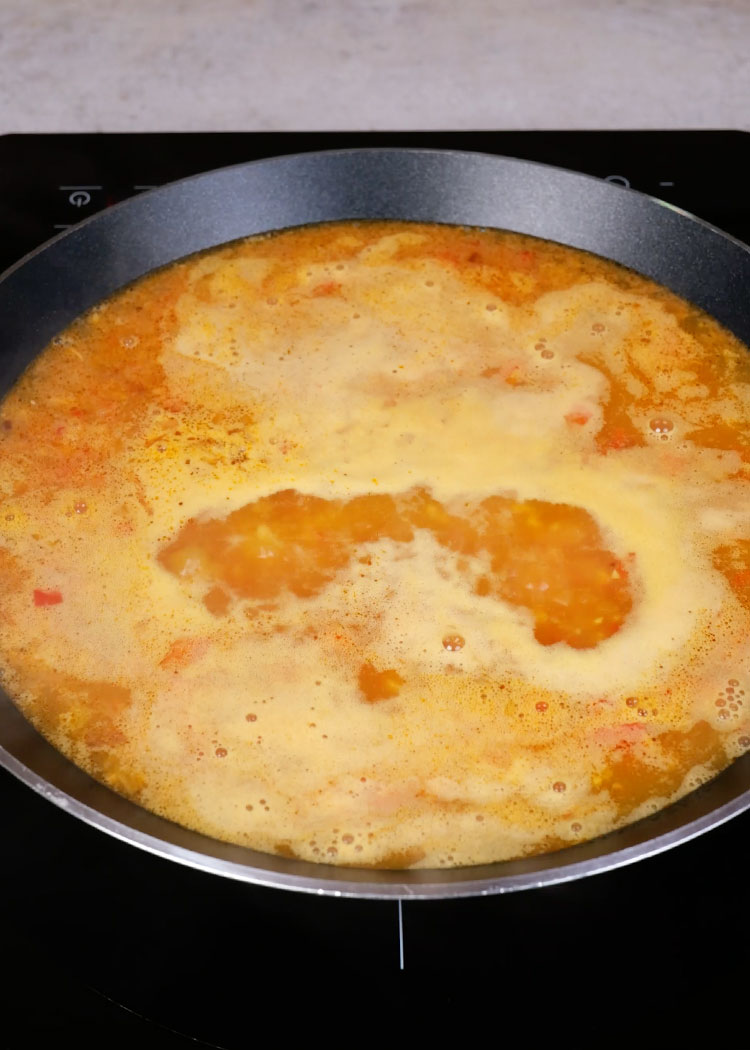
69 190 91 207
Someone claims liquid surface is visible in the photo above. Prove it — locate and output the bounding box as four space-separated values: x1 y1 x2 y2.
1 221 750 869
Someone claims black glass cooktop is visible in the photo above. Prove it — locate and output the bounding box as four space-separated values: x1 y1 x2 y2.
1 131 748 1047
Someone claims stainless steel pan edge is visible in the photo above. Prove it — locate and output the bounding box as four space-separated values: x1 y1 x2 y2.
2 147 750 899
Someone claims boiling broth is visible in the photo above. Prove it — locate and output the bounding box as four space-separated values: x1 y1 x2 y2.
1 222 749 868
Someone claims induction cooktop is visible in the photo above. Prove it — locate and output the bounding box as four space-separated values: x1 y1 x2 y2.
1 131 747 1048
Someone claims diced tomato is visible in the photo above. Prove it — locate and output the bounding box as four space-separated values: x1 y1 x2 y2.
593 722 647 750
33 589 63 606
159 637 209 670
358 662 404 702
599 427 638 452
311 281 341 297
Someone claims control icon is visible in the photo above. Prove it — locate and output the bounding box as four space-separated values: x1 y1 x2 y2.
68 190 91 207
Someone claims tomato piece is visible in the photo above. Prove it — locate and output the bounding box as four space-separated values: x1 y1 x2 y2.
33 588 63 606
311 281 341 297
593 722 647 750
358 662 404 702
599 426 639 452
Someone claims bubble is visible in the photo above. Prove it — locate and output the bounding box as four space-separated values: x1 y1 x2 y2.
245 713 257 722
74 501 87 514
215 747 227 757
626 697 638 707
729 679 740 686
553 781 566 793
120 334 139 348
716 698 726 707
266 296 278 305
536 701 548 712
442 634 465 651
571 822 582 832
739 736 750 748
718 709 731 720
424 280 435 287
534 342 546 351
486 303 497 312
541 349 554 360
649 418 674 434
592 323 605 333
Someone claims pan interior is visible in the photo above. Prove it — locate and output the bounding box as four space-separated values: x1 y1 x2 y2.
1 202 747 894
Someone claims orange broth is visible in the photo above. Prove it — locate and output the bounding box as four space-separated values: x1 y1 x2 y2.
0 221 749 868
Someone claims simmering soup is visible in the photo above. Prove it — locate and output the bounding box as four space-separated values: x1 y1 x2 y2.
1 221 749 868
